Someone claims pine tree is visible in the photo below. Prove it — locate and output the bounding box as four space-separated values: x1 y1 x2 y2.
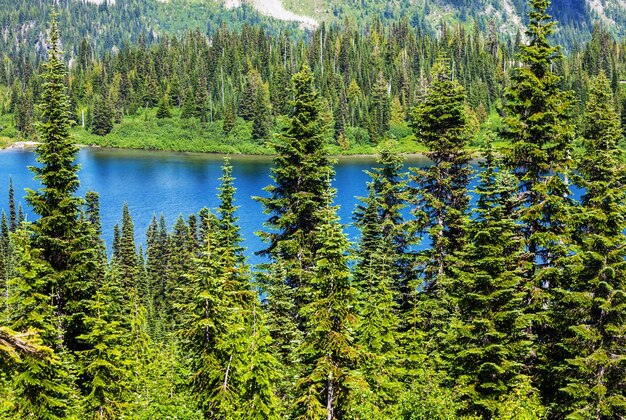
27 12 80 270
25 11 97 354
501 0 575 408
561 72 626 418
294 194 363 419
447 142 535 417
91 95 114 136
156 94 172 119
8 227 71 419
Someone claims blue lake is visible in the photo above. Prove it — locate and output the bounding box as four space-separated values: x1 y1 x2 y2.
0 147 432 265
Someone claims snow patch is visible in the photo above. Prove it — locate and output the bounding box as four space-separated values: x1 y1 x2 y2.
82 0 116 5
226 0 318 29
587 0 616 26
224 0 241 8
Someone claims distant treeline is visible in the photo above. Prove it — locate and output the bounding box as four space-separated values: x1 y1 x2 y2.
2 15 626 154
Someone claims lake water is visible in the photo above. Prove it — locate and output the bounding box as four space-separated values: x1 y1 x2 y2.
0 147 433 265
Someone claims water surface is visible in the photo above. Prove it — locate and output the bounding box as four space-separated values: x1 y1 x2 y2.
0 147 431 265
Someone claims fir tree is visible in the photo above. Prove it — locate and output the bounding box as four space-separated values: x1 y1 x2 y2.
77 270 133 418
256 63 333 298
118 203 138 290
156 94 172 119
180 161 280 418
256 65 335 406
408 56 471 353
294 194 363 419
352 182 403 416
8 177 16 233
91 95 114 136
448 142 534 417
369 71 390 143
25 11 97 353
8 227 71 419
84 191 102 237
501 0 575 408
562 72 626 418
252 81 272 141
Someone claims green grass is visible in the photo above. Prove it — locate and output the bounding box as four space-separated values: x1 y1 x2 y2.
73 108 274 155
2 106 511 157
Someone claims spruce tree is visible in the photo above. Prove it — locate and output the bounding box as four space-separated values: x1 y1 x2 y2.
408 56 471 355
256 63 333 299
252 81 272 141
410 55 470 284
8 177 16 233
8 227 71 419
26 12 80 272
351 144 408 415
352 183 403 417
25 11 97 354
77 270 133 418
561 72 626 418
294 194 363 419
164 215 194 327
118 203 138 290
501 0 575 407
180 160 280 418
91 95 114 136
448 142 534 417
256 65 335 408
369 71 390 143
156 94 172 119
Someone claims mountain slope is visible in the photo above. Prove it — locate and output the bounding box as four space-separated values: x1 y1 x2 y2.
0 0 624 59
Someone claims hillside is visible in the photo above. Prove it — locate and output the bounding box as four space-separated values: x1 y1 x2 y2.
0 0 624 59
271 0 626 47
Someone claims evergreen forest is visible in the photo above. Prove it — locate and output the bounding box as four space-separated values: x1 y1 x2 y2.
3 0 626 419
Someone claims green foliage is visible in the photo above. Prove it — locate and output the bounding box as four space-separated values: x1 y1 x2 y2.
91 95 114 136
561 72 626 419
447 142 533 417
294 196 363 418
409 56 471 355
77 272 133 418
179 160 280 419
7 227 71 419
501 0 576 411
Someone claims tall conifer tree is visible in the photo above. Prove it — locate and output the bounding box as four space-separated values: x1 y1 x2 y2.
256 65 334 388
24 10 99 355
409 56 471 351
294 193 363 419
448 142 535 417
562 72 626 418
501 0 575 406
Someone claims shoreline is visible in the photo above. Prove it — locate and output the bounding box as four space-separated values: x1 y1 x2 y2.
1 140 435 160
